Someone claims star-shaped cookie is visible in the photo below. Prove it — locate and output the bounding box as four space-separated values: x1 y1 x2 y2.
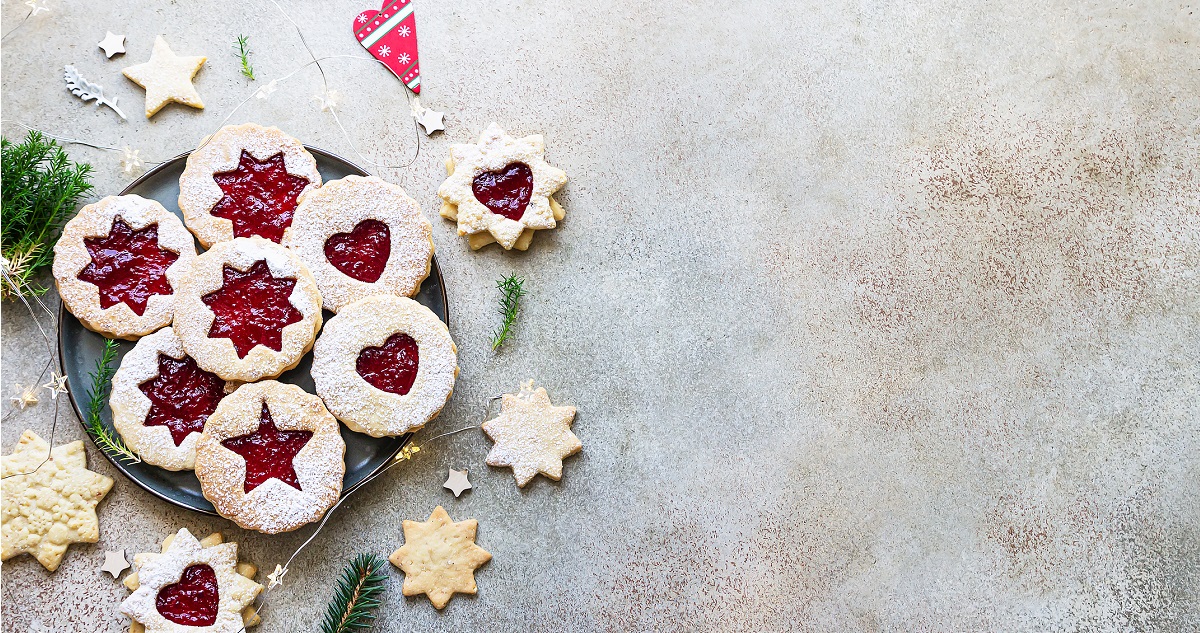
122 36 206 118
437 123 567 251
1 430 113 571
482 381 581 487
121 528 262 632
389 506 491 609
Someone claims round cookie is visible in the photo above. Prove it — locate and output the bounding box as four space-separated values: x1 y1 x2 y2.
283 175 433 313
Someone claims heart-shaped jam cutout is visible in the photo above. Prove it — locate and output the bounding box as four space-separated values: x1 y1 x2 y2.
356 332 419 396
472 162 533 221
155 563 219 626
221 403 312 493
324 219 391 283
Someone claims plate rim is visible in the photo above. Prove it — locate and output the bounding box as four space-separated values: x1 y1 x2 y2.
59 144 447 515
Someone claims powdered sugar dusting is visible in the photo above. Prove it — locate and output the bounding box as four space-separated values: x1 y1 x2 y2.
311 295 457 437
283 175 433 313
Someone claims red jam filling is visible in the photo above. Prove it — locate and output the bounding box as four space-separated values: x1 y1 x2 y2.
211 150 309 243
324 219 391 283
201 260 302 358
221 402 312 493
356 332 419 396
77 217 179 316
139 354 226 446
472 162 533 221
155 563 219 626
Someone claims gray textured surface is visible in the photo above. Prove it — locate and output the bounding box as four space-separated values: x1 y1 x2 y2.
2 0 1198 631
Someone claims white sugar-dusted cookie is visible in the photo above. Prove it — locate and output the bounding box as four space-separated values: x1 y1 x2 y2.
53 195 197 340
120 528 262 632
482 381 581 487
437 123 567 250
121 36 206 118
194 381 345 534
173 237 322 383
283 175 433 313
311 295 457 437
178 123 321 248
1 431 114 571
110 326 233 471
389 506 492 609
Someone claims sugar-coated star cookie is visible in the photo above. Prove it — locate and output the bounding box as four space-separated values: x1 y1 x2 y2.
389 506 491 609
122 36 206 118
1 431 113 571
483 380 581 487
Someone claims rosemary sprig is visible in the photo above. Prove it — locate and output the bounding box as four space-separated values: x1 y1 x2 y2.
490 273 526 351
1 131 94 298
233 35 255 80
320 554 388 633
83 338 139 463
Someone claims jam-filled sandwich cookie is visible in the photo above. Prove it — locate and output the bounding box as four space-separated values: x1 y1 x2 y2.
311 295 457 437
120 528 263 633
437 123 567 251
53 195 197 340
110 327 233 471
178 123 321 248
194 381 345 534
283 175 433 313
173 237 322 383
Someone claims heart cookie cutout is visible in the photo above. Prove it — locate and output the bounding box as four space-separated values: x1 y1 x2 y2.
472 162 534 221
324 219 391 283
156 564 219 626
357 332 420 396
353 0 421 93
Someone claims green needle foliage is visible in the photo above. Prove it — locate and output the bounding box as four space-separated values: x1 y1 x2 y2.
84 339 139 463
320 554 388 633
234 35 255 80
490 273 526 351
1 131 94 298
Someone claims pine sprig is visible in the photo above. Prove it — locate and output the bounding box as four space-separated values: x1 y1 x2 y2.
320 554 388 633
490 273 526 351
84 338 139 463
1 131 94 298
233 35 255 80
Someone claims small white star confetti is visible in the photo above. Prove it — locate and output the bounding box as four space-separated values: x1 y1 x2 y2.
24 0 49 16
267 564 286 589
255 79 278 100
314 89 342 112
10 383 39 409
410 97 444 135
41 373 68 400
443 468 472 497
97 31 126 58
120 147 144 176
101 549 129 578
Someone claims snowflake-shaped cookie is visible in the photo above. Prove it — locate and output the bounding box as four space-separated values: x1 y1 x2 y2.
389 506 492 609
120 528 262 633
482 381 581 487
437 123 567 251
1 431 113 571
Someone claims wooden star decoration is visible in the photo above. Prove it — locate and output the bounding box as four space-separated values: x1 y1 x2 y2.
389 506 491 609
482 381 581 487
443 468 471 497
267 563 286 589
98 31 126 58
10 383 38 409
41 373 68 400
1 431 113 571
122 35 206 118
101 549 129 577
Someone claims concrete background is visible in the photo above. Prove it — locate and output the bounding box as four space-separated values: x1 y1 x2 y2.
2 0 1198 631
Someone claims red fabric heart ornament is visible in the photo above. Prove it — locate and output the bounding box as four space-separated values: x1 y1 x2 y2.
353 0 421 93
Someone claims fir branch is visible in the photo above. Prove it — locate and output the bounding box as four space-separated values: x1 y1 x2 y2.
234 35 255 80
1 131 94 298
83 338 139 463
320 554 388 633
490 273 526 351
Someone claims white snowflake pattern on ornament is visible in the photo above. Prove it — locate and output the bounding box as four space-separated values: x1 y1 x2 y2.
399 25 411 37
398 53 410 64
378 45 391 57
357 14 368 23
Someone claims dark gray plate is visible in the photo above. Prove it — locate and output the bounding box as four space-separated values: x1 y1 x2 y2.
59 147 447 515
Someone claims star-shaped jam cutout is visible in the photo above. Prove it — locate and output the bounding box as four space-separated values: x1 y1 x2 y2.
211 151 310 243
139 353 227 446
78 217 179 315
220 402 312 493
201 260 302 358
